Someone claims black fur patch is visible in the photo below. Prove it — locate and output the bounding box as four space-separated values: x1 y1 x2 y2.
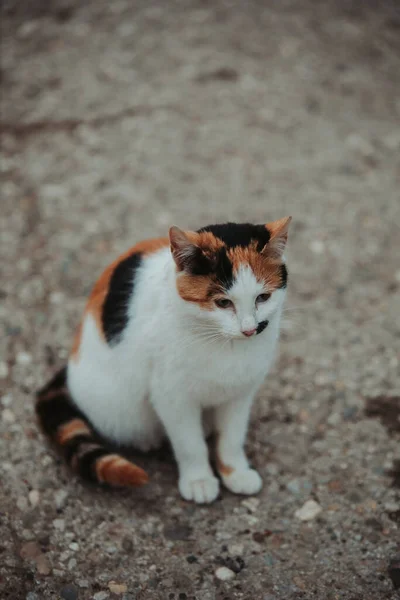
184 242 234 289
185 247 214 276
279 264 288 288
256 320 269 335
199 223 271 251
102 252 143 345
63 434 96 463
77 447 109 481
36 393 85 436
214 247 234 289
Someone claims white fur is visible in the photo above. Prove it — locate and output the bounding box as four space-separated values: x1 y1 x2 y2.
68 248 286 503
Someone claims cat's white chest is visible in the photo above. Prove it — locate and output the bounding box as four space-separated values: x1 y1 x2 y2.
189 337 274 407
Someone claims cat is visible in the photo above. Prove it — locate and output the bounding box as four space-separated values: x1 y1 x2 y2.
36 217 291 504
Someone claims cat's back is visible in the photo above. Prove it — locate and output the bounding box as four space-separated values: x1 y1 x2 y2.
69 237 172 366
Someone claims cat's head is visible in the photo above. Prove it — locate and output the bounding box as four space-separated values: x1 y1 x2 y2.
169 218 291 340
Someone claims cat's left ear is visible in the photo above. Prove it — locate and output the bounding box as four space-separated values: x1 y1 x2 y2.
264 216 292 259
169 226 209 273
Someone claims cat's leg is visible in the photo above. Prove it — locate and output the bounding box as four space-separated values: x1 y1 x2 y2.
154 400 219 504
214 395 263 495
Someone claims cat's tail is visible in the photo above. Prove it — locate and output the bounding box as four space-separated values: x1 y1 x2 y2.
35 367 148 487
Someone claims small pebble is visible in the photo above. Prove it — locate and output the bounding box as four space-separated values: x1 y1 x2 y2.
60 584 79 600
108 582 127 595
36 554 51 575
228 543 244 555
93 592 109 600
68 558 77 570
28 490 40 508
241 498 260 512
22 529 35 541
54 489 69 510
16 351 32 365
69 542 79 552
77 580 90 589
1 393 12 406
2 408 15 423
295 499 322 521
26 593 39 600
215 566 236 581
53 519 66 532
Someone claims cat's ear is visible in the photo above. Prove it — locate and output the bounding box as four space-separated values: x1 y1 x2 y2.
263 216 292 259
169 226 209 273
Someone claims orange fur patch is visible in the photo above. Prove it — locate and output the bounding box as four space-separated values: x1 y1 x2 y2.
186 230 225 253
57 418 91 445
95 454 149 487
70 237 169 356
70 322 83 362
229 246 285 288
216 454 234 477
176 274 221 309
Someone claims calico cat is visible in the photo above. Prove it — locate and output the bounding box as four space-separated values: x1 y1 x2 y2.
36 218 291 504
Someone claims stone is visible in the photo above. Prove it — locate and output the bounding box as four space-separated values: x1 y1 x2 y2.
295 499 322 521
68 558 77 570
53 519 66 531
54 489 69 510
16 351 32 365
1 393 12 406
60 584 79 600
36 554 51 575
108 582 128 595
69 542 79 551
215 566 236 581
20 542 41 560
2 408 15 423
93 593 109 600
241 498 260 512
28 490 40 508
228 543 244 556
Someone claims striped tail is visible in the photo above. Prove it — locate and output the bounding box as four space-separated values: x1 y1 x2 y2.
35 367 148 487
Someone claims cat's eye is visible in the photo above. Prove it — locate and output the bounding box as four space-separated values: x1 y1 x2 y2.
215 298 233 309
256 293 271 304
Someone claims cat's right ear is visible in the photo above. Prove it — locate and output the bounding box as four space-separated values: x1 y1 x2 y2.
169 226 199 272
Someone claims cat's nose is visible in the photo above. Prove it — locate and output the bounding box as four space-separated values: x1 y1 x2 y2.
242 328 257 337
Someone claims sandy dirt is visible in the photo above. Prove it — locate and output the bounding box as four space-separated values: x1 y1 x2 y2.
1 1 400 599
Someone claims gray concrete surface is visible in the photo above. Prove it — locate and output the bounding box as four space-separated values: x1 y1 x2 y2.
1 1 400 598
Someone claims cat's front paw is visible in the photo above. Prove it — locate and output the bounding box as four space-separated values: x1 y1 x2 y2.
179 473 220 504
222 468 263 495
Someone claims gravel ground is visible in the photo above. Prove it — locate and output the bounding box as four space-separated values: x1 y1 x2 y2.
1 1 400 599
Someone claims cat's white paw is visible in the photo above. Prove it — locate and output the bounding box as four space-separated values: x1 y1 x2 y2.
179 474 220 504
222 468 263 495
